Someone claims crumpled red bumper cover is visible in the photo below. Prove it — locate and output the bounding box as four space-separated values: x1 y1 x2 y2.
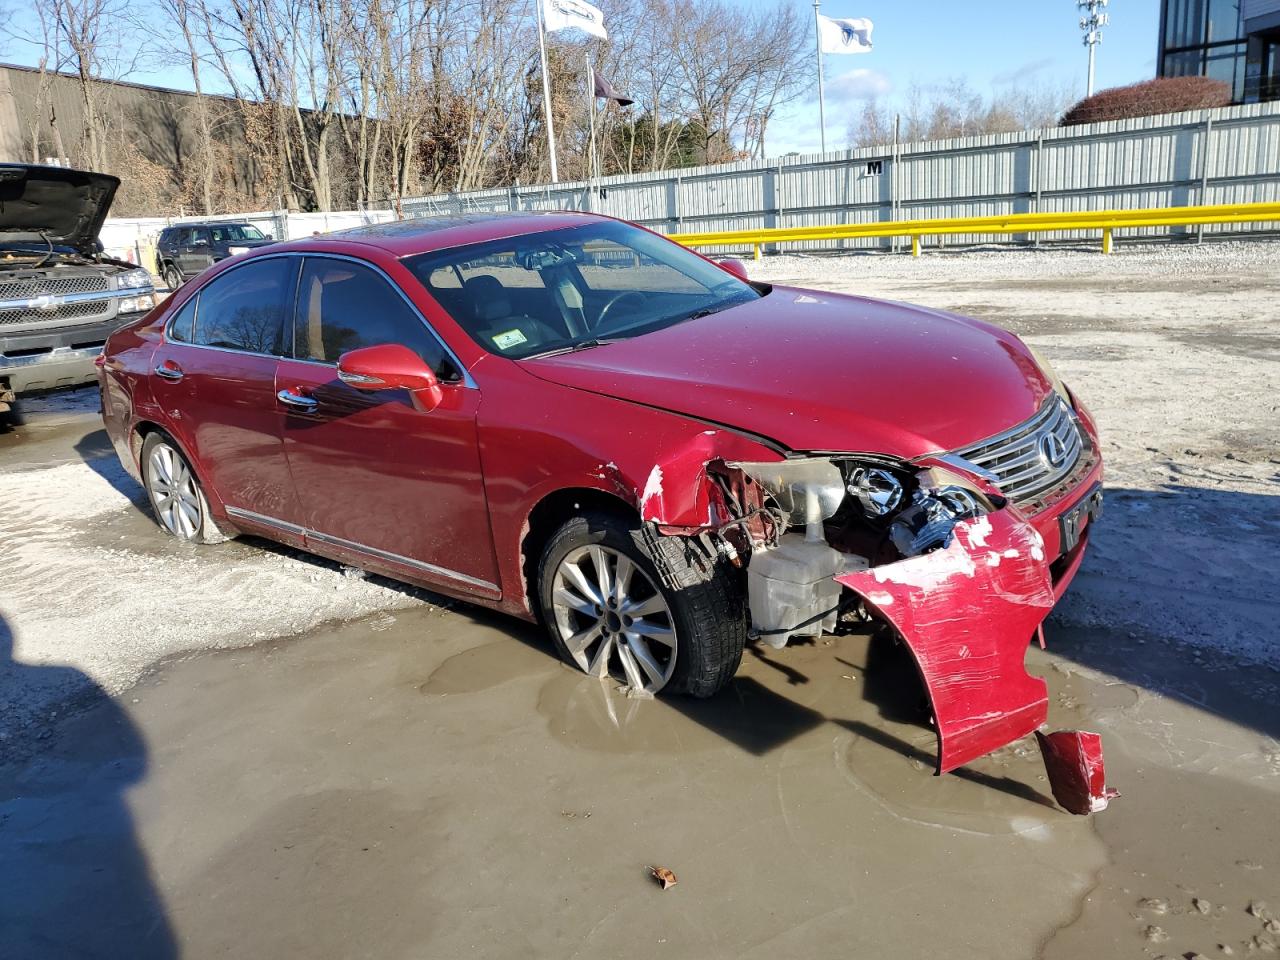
836 509 1054 774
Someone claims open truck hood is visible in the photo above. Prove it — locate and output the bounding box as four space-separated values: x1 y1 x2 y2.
523 286 1055 458
0 164 120 254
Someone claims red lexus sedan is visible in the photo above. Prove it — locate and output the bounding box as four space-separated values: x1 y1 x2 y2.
98 212 1105 782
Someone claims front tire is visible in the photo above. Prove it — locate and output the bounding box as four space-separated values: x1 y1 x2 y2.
140 432 228 544
538 512 746 697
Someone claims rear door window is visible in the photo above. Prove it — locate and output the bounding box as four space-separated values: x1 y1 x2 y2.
293 258 452 377
191 258 293 355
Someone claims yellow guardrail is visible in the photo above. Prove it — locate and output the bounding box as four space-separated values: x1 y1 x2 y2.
670 201 1280 259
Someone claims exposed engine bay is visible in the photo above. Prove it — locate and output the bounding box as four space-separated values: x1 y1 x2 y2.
636 429 1115 815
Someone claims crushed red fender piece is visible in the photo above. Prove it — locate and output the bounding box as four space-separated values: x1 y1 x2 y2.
835 510 1056 774
1036 730 1119 815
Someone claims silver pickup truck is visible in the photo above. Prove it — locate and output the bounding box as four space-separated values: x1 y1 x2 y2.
0 164 156 412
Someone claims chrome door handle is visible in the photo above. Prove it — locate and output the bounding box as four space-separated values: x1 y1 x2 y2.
277 388 319 412
154 363 183 381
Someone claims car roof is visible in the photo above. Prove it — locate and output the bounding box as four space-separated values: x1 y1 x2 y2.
299 210 608 258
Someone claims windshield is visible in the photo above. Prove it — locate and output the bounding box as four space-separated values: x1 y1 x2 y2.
211 224 267 242
403 220 762 360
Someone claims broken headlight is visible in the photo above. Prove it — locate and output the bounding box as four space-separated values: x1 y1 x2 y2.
887 467 1001 557
728 458 846 536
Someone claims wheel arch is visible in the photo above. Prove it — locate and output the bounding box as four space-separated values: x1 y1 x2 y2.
519 486 639 620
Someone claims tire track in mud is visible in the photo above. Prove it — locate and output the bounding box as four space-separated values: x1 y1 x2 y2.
0 455 426 740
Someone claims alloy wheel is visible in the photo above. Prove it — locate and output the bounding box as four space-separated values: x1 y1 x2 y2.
550 544 677 695
147 442 201 539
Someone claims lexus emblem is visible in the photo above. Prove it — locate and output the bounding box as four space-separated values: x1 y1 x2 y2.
1039 432 1068 469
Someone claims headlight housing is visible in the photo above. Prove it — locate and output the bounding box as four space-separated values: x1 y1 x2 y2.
885 465 1001 556
728 458 846 534
1025 342 1070 404
115 267 153 292
228 245 251 256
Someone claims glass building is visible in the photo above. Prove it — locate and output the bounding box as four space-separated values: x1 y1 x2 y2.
1158 0 1280 102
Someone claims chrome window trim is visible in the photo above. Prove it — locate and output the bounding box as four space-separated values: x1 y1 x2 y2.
159 251 476 388
224 505 498 593
161 252 296 359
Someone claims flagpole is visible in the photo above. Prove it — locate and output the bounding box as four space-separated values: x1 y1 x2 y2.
813 0 826 154
536 0 560 183
586 52 598 209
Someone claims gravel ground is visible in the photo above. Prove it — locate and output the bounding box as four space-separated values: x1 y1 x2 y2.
1 239 1277 738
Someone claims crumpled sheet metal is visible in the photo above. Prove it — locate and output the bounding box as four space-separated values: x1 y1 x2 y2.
834 510 1056 775
1035 730 1119 815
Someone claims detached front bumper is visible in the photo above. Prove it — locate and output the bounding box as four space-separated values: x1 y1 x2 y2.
832 466 1111 812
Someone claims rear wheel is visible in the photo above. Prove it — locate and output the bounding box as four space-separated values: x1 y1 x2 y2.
538 512 746 697
140 432 228 544
162 264 183 291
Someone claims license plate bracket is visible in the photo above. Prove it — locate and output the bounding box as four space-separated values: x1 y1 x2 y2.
1058 482 1103 557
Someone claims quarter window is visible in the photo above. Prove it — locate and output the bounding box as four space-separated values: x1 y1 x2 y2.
294 258 451 376
167 295 198 344
191 258 292 354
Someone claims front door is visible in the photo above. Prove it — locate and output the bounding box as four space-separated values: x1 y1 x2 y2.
275 255 499 597
150 257 301 536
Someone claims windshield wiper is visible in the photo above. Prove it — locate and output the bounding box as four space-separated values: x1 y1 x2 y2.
526 337 619 359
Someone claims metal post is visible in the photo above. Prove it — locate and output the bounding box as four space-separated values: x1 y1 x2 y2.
1198 115 1213 243
536 0 559 183
1102 227 1113 254
813 0 826 154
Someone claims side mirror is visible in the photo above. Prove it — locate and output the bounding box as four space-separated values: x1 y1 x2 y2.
337 343 444 412
716 257 750 281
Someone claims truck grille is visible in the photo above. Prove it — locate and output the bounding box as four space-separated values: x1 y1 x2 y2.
0 275 111 300
0 300 105 327
953 397 1086 509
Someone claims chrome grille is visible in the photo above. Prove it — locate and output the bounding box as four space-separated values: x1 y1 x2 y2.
0 300 105 327
0 275 111 300
954 397 1085 508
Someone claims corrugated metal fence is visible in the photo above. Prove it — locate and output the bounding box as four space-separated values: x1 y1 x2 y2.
394 101 1280 252
104 101 1280 267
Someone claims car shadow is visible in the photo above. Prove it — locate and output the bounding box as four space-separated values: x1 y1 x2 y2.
1044 481 1280 742
0 613 177 958
73 429 154 520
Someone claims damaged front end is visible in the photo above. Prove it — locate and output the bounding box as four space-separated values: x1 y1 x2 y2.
648 445 1115 815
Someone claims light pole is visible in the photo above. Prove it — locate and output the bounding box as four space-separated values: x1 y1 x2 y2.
1078 0 1110 98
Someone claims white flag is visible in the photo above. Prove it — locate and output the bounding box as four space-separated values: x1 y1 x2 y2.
817 15 873 54
542 0 607 40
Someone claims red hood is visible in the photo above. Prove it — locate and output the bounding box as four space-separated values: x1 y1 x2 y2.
522 286 1054 458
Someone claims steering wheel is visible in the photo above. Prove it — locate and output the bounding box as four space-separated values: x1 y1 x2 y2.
593 291 649 331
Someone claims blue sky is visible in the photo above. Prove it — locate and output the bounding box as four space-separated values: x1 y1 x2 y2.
3 0 1162 157
766 0 1162 153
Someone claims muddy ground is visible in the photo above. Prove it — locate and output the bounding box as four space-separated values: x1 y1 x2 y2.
1 241 1278 959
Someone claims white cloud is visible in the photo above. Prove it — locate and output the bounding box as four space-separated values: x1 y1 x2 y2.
823 67 893 104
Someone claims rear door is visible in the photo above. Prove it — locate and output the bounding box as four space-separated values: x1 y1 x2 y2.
178 227 212 277
274 254 499 596
149 256 302 538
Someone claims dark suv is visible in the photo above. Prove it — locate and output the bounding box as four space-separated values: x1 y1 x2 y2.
155 221 275 289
